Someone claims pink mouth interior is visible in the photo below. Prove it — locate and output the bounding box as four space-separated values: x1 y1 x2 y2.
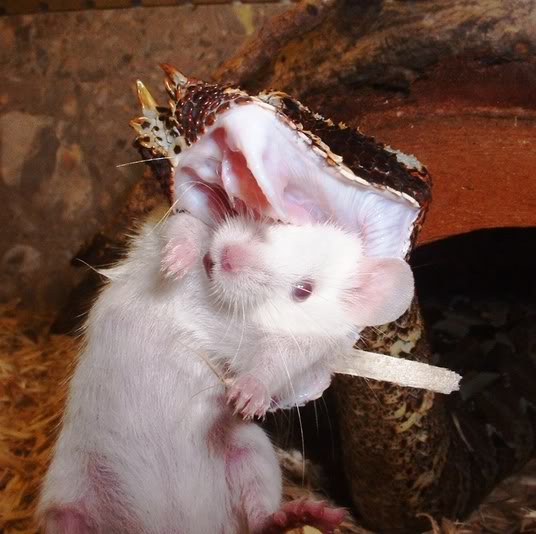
172 103 419 260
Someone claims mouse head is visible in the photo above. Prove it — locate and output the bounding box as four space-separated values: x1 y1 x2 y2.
205 217 414 338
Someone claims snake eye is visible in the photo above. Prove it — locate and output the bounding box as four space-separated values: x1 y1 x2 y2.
292 279 314 302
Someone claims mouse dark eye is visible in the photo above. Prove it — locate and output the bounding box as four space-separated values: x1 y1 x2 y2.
203 253 214 279
292 279 314 302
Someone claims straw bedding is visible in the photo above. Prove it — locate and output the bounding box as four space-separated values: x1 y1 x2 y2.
1 302 535 533
1 303 78 532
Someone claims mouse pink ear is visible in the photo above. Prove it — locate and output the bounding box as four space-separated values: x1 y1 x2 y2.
161 237 199 280
347 257 415 327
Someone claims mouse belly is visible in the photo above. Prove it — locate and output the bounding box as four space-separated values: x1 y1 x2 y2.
40 417 229 532
39 397 282 534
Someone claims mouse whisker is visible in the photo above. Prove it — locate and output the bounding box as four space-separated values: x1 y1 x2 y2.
213 293 229 323
284 305 384 413
172 336 227 385
215 292 232 321
320 395 337 461
286 305 385 412
366 325 397 342
189 383 223 401
288 303 364 364
230 301 247 372
360 376 382 405
264 300 307 467
73 257 105 277
220 302 239 380
147 182 200 235
115 156 175 168
312 398 320 437
295 404 306 485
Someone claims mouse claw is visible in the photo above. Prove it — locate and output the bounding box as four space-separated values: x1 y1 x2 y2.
226 375 271 421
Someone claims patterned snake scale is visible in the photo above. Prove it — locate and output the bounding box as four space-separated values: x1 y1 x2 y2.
130 66 535 533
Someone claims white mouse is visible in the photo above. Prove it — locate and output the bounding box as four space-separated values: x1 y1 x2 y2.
206 216 415 417
37 210 349 534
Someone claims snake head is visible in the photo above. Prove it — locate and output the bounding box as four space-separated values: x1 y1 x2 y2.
130 65 431 261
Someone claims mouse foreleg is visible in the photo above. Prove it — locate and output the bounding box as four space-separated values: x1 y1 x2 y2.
271 361 332 411
227 341 332 419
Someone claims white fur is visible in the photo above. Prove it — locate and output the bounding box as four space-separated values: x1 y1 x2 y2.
39 211 414 533
208 217 415 407
38 211 281 534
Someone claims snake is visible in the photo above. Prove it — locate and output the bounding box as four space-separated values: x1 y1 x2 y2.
129 65 536 533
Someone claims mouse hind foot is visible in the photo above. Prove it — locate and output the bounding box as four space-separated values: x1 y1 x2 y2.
261 499 347 534
42 505 93 534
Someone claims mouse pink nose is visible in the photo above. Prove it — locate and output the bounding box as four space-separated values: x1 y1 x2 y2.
220 244 249 273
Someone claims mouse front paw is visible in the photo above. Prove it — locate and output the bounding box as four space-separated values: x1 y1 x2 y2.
227 375 271 420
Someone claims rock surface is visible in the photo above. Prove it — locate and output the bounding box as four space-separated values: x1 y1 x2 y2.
0 4 285 311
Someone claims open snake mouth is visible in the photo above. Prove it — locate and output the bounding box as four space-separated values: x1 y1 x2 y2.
131 66 431 260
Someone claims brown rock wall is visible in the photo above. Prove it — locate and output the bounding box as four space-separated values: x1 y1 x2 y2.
0 4 286 311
